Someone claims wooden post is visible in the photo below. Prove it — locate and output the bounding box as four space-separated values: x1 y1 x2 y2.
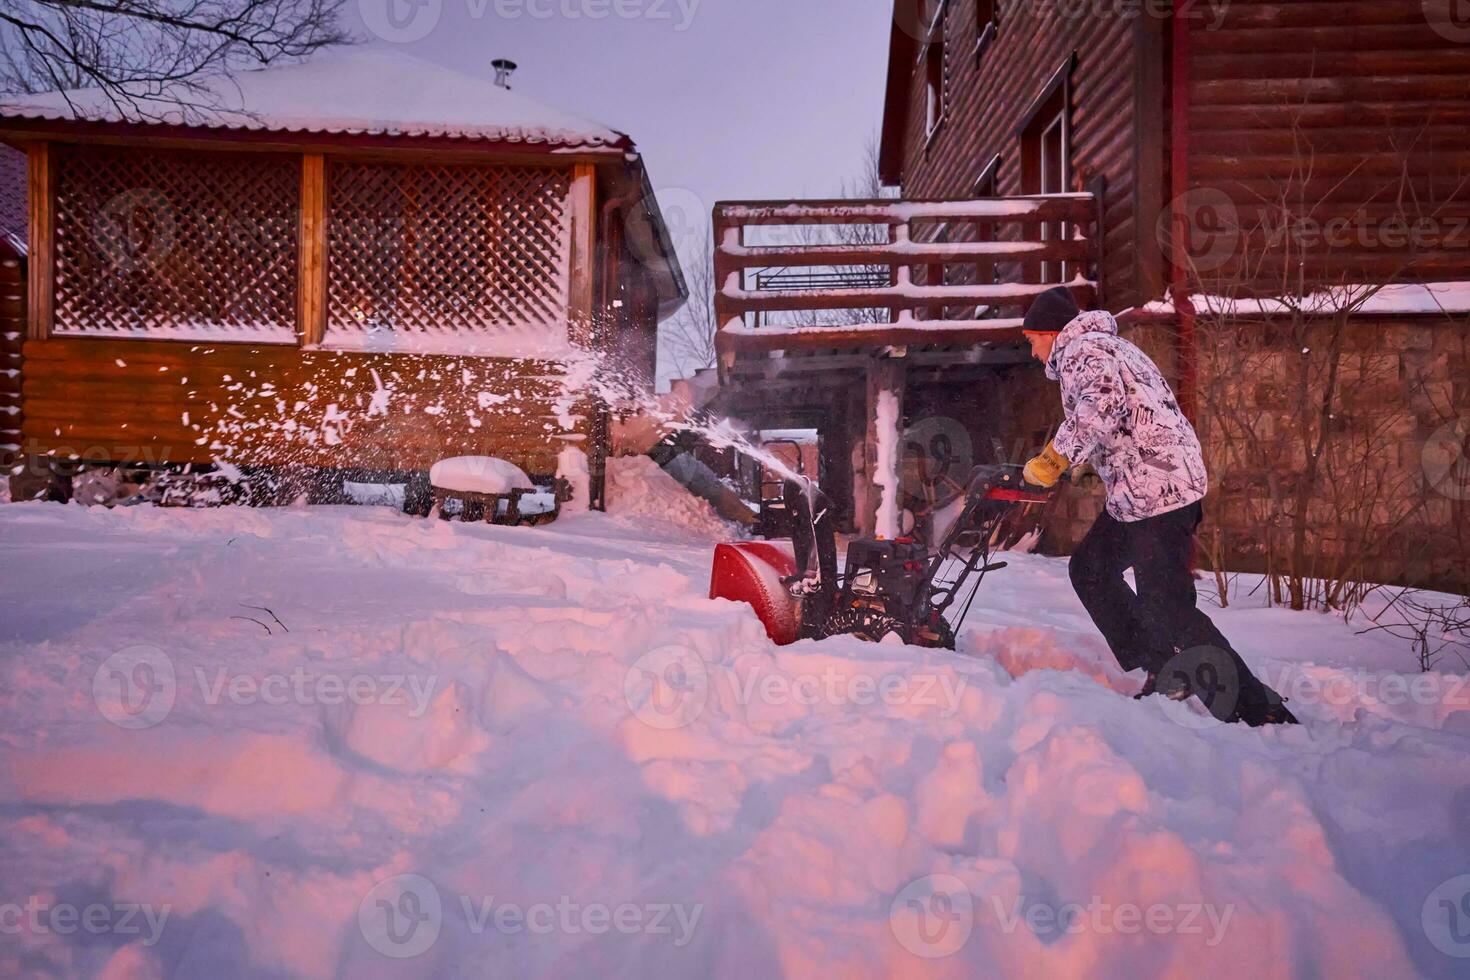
567 163 598 349
298 153 327 346
1170 6 1198 419
567 163 605 509
862 356 906 538
711 205 738 377
26 143 52 340
1133 6 1168 304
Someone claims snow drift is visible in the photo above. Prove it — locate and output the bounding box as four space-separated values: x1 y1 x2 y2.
0 502 1467 978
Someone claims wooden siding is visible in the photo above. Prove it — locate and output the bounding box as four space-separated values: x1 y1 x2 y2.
19 338 586 475
1185 0 1470 290
891 0 1146 306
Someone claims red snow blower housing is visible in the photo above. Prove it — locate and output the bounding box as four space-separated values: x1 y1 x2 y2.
710 464 1058 649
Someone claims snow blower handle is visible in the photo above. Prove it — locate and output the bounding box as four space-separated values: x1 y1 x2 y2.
1019 468 1072 495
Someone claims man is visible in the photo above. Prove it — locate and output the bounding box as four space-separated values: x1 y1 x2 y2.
1020 286 1297 727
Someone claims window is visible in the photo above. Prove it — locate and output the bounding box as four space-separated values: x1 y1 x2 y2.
923 0 948 138
1020 70 1072 282
52 145 300 340
325 161 573 354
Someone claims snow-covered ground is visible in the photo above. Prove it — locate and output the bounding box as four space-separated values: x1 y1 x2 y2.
2 468 1470 978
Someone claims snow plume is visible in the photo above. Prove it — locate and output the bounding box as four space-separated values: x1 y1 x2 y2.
177 313 803 495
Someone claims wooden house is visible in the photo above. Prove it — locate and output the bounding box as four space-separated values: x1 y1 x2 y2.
711 0 1468 586
0 48 686 508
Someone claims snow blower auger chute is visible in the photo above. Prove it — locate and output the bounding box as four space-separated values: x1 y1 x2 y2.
709 464 1058 650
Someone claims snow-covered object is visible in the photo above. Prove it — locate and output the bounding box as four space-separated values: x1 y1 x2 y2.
556 446 590 511
1 503 1466 976
0 48 626 150
1047 310 1208 522
342 481 406 509
429 456 534 495
70 468 126 507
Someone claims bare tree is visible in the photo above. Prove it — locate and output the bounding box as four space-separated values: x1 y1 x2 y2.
786 135 898 328
0 0 349 114
661 230 719 380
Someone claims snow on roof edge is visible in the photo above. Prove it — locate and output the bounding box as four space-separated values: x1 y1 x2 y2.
1139 282 1470 318
0 48 633 152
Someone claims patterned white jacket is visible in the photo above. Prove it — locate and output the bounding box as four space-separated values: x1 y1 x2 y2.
1046 310 1208 522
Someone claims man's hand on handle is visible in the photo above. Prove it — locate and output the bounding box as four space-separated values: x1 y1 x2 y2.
1023 442 1071 489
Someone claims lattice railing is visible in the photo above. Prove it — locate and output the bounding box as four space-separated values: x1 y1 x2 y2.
326 162 572 350
712 194 1102 357
53 145 299 338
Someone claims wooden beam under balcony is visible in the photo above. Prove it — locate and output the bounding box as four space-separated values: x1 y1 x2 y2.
716 318 1028 355
716 238 1092 269
721 279 1095 315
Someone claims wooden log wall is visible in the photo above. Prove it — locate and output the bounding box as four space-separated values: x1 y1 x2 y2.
20 338 587 476
891 0 1144 306
1186 0 1470 290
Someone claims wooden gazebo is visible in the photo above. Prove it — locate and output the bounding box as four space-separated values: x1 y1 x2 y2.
0 48 686 507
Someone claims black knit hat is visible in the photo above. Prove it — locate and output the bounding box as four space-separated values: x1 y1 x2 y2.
1022 286 1080 334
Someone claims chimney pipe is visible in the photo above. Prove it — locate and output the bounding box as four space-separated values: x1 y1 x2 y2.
491 59 518 90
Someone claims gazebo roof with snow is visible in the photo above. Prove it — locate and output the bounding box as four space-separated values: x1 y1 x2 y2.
0 48 631 153
0 47 688 335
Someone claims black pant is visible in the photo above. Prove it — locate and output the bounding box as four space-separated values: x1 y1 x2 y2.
1069 502 1268 700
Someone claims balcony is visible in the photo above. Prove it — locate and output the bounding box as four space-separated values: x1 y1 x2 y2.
711 193 1102 367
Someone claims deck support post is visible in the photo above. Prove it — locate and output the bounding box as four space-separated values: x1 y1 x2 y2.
861 356 906 539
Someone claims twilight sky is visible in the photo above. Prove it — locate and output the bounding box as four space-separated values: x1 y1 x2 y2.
347 0 895 263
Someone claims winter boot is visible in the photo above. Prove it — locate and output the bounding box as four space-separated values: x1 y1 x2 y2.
1133 669 1192 702
1133 671 1158 700
1229 679 1300 727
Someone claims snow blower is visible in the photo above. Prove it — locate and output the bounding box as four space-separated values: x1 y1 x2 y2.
710 464 1058 650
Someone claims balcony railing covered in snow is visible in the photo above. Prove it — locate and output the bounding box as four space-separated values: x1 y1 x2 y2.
712 193 1102 363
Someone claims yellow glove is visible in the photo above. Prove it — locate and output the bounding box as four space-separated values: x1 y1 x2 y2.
1023 442 1070 488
